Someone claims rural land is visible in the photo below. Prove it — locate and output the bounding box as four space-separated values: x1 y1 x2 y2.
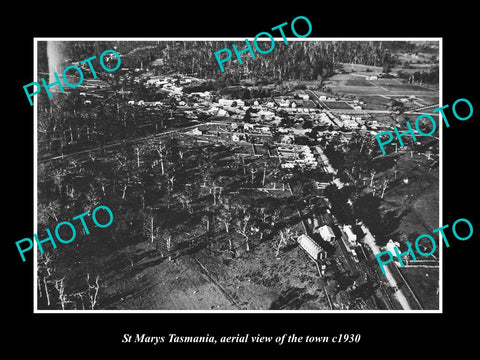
36 40 439 311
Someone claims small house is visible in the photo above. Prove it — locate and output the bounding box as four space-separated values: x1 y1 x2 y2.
232 133 246 142
187 128 203 136
343 225 357 246
217 109 229 117
319 225 335 243
281 134 294 144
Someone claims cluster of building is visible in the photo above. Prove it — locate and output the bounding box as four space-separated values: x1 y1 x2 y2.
278 144 317 169
297 213 365 276
118 72 387 143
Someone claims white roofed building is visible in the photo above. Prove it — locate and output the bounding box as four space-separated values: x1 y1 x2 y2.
318 225 335 243
343 225 357 246
297 234 323 261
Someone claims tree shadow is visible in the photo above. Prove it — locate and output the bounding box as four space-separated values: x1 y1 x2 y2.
269 287 318 310
281 243 298 254
101 282 158 309
122 256 166 279
311 233 336 256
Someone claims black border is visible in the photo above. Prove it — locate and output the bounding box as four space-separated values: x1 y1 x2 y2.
6 5 479 355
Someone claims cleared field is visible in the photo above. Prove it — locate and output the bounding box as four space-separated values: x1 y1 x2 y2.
369 114 396 126
324 73 383 96
103 253 237 310
345 78 374 87
412 184 439 232
359 95 391 110
374 78 403 85
376 151 440 317
380 83 434 92
99 225 329 310
326 85 387 95
323 101 354 110
360 95 391 105
400 267 439 310
414 95 440 106
324 72 437 99
341 63 383 73
375 149 439 310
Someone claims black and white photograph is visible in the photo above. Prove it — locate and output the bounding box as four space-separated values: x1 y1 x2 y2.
34 39 440 312
5 5 479 355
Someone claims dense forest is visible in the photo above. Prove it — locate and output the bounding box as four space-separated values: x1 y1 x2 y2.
38 40 431 82
397 65 439 84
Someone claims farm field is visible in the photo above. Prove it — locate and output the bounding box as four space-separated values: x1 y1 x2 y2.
341 63 383 73
358 95 391 110
324 72 438 102
323 101 354 110
345 78 374 87
380 83 434 92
